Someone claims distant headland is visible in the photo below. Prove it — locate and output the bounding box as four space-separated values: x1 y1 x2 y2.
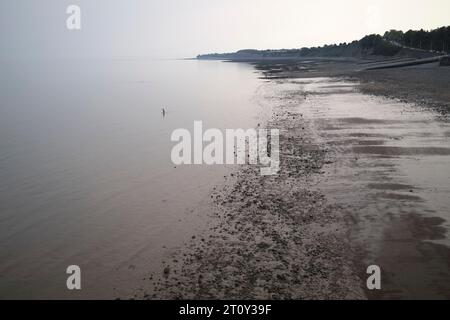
197 26 450 60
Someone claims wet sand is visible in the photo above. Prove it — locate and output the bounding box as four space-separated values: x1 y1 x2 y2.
134 61 450 300
357 66 450 117
292 77 450 299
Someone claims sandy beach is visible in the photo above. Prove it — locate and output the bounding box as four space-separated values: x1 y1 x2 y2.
134 59 450 300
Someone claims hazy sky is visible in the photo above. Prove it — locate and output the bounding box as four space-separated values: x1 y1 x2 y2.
1 0 449 59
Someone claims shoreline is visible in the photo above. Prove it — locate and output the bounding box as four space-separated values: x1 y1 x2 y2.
137 81 365 299
250 57 450 115
133 59 450 300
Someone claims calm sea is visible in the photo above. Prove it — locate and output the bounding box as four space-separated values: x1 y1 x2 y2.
0 58 265 298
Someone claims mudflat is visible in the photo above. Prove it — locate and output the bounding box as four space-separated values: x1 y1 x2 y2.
134 59 450 300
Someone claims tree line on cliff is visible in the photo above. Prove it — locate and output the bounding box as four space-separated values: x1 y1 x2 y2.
197 26 450 60
383 26 450 52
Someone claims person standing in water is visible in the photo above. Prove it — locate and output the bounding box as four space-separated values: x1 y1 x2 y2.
161 108 166 117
